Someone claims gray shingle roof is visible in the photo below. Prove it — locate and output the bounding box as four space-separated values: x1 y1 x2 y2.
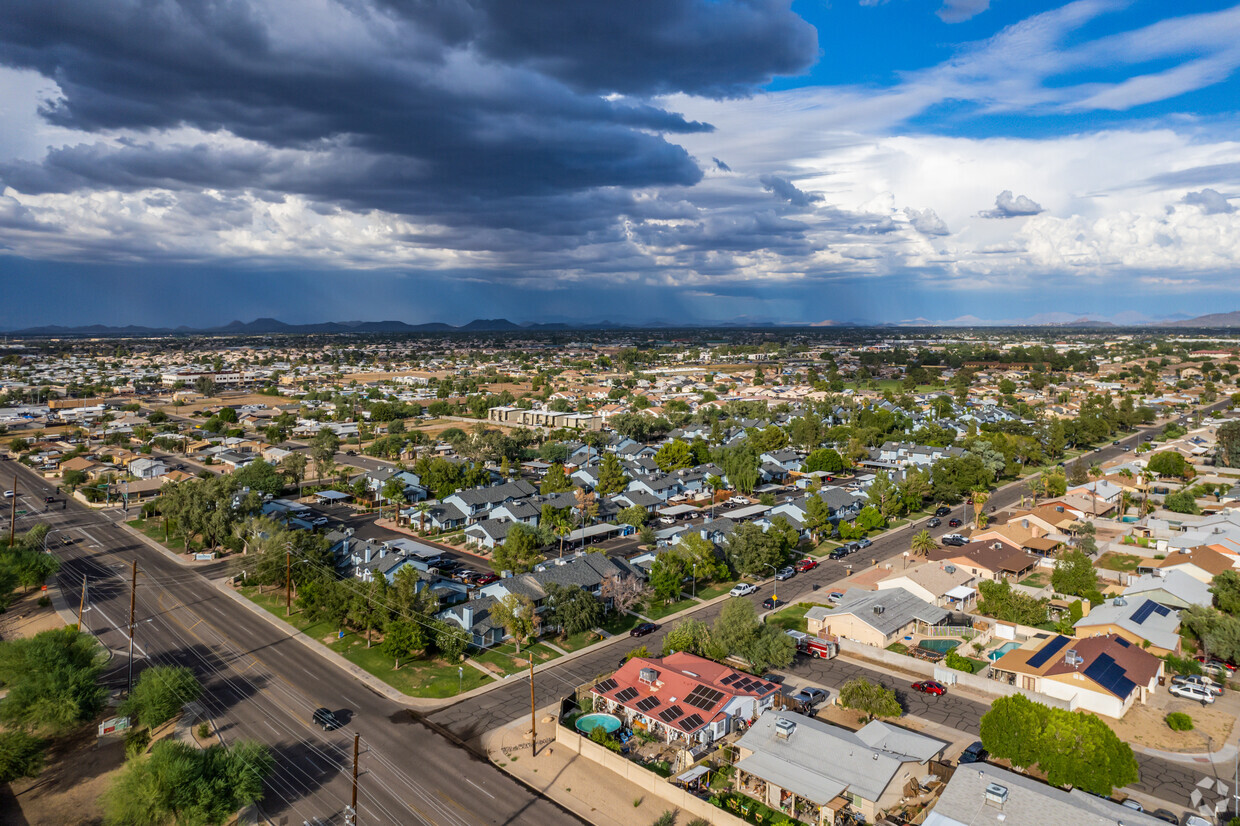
807 587 949 637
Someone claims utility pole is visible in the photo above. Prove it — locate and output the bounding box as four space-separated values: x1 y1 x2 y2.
352 732 360 825
285 547 292 616
128 559 137 695
78 575 88 630
529 653 537 754
8 475 16 546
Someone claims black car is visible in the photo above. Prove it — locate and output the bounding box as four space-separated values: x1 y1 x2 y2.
630 622 658 637
958 741 987 764
934 506 952 517
948 518 962 527
44 496 55 504
828 548 848 560
762 597 784 610
312 707 341 731
926 517 941 528
1147 810 1178 824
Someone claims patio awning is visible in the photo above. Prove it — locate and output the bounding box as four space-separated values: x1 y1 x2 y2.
675 766 711 784
945 585 976 600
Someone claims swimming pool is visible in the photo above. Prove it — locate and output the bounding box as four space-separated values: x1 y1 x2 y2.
918 639 961 654
575 713 622 735
988 642 1021 661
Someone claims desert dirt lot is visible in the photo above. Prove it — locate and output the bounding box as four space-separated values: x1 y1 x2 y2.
1110 695 1235 753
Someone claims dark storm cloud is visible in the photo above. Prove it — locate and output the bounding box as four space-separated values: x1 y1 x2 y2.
759 174 822 207
0 0 795 213
713 158 733 172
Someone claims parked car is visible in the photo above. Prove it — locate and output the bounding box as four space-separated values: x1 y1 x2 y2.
630 622 658 638
827 591 844 602
948 518 962 527
1195 655 1236 675
775 567 795 581
1147 809 1178 824
730 583 758 597
474 574 499 586
958 741 987 764
792 687 828 707
856 538 872 549
934 506 952 517
728 496 750 505
1169 682 1216 704
1171 674 1223 695
762 596 784 610
312 707 341 731
926 517 941 528
941 534 968 546
795 558 819 572
2 491 13 499
828 548 848 560
310 516 329 526
1119 798 1143 812
911 681 947 696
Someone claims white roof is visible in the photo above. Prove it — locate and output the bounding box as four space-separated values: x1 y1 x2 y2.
945 585 977 600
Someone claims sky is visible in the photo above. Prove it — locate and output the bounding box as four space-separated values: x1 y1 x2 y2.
2 0 1240 328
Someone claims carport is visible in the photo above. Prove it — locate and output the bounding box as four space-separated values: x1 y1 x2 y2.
314 490 352 506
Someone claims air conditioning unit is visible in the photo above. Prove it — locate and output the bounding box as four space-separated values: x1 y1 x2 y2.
873 605 885 615
1113 596 1127 607
984 783 1009 806
945 565 957 574
1064 649 1083 667
774 717 796 739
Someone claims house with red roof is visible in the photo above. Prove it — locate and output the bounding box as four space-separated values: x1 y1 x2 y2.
590 652 779 746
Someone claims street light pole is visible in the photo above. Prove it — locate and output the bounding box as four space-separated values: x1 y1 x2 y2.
692 563 697 599
529 653 537 754
765 563 778 603
127 559 137 695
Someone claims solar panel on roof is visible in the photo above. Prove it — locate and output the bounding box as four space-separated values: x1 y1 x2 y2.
635 696 661 713
658 704 684 723
680 713 705 730
684 685 725 710
720 673 741 685
1026 635 1071 668
1131 600 1170 625
614 687 640 703
1084 654 1137 699
594 678 618 693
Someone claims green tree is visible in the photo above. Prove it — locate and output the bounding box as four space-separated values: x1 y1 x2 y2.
838 678 901 721
121 665 203 730
380 476 407 520
0 729 45 784
540 462 573 494
544 583 603 637
62 468 88 491
661 619 717 658
1164 489 1200 514
654 440 694 472
1148 451 1191 479
804 448 846 473
977 580 1048 626
493 523 544 574
911 529 937 556
724 523 783 577
943 650 976 674
433 620 470 663
103 739 273 826
380 619 424 670
618 504 648 528
866 471 900 518
1217 421 1240 468
491 594 536 653
648 553 688 604
0 627 106 734
596 453 630 496
310 427 341 481
230 459 284 496
1212 570 1240 615
1051 551 1099 598
711 598 795 672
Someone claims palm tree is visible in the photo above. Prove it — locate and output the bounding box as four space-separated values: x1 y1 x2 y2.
971 489 990 530
911 529 937 557
414 501 432 533
1025 476 1044 508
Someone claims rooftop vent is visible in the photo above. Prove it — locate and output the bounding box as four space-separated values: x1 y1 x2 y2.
1065 649 1083 667
774 717 796 739
984 783 1009 807
945 565 957 574
1113 596 1128 607
873 605 885 615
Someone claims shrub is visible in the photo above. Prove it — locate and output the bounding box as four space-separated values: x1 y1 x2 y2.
1164 654 1202 677
37 596 50 608
196 722 211 739
1165 712 1194 732
944 650 976 674
589 725 621 753
124 727 151 759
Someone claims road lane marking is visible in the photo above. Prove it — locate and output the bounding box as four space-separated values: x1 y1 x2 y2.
464 778 494 800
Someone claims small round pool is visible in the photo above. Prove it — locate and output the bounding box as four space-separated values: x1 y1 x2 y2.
575 713 622 735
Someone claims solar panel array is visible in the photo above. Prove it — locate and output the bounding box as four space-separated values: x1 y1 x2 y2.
657 704 684 723
635 696 661 713
1131 600 1169 625
1084 653 1137 699
684 685 725 710
1026 635 1071 668
720 673 741 685
680 713 705 730
594 678 618 694
614 687 640 703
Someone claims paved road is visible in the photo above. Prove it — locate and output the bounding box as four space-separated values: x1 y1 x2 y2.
2 463 585 826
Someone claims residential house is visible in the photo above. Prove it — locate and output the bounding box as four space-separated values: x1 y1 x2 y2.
128 457 168 480
1121 570 1212 610
990 633 1163 718
1073 596 1181 656
733 711 947 826
590 653 779 746
924 762 1169 826
1144 545 1235 582
875 562 978 610
805 588 952 648
442 480 537 524
926 540 1041 582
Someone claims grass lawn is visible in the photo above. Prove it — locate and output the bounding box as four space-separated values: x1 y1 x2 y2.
554 628 607 653
887 642 910 655
766 602 830 634
469 642 561 677
641 596 697 621
237 586 492 698
1098 552 1144 572
1020 572 1050 588
599 612 640 636
694 580 739 601
126 517 206 554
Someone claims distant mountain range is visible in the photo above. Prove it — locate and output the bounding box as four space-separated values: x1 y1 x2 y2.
6 310 1240 336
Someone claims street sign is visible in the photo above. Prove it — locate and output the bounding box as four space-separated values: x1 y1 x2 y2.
98 716 131 736
194 553 214 561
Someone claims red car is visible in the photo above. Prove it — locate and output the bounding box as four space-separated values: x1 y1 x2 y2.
911 681 947 696
474 574 500 586
795 558 819 573
948 518 962 527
